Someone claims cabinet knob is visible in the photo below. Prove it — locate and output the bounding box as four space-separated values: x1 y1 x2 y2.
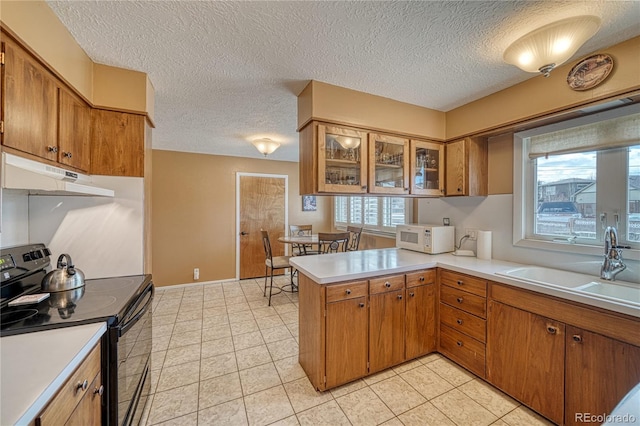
404 188 409 192
62 151 72 158
456 319 463 325
94 385 104 396
419 276 425 282
457 187 462 192
361 185 367 190
77 379 89 392
456 341 463 347
546 325 558 335
572 334 583 343
456 297 463 304
457 280 463 286
359 302 365 308
397 294 403 300
409 292 415 297
384 282 391 288
345 289 351 295
441 189 445 193
47 146 58 153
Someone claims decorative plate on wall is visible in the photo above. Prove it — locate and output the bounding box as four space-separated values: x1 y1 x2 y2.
567 54 614 91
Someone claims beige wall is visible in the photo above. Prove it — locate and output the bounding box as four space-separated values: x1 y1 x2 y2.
298 80 446 140
446 36 640 139
152 150 332 287
1 0 153 117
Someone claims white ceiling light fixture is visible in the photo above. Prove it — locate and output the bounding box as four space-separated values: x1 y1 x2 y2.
503 15 601 77
252 138 281 157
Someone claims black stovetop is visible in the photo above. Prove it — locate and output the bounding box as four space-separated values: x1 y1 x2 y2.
0 274 152 337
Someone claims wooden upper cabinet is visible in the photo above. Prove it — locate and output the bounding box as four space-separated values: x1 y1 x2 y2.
368 133 409 195
445 137 488 196
410 139 444 196
58 87 91 171
91 109 145 177
317 123 368 194
2 36 58 161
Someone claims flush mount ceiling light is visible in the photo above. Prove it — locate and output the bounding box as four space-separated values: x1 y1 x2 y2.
252 138 280 157
503 15 601 77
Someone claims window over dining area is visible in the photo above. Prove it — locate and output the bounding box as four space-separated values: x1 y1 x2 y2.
334 196 411 235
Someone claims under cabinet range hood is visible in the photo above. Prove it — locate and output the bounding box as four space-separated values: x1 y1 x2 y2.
1 153 115 197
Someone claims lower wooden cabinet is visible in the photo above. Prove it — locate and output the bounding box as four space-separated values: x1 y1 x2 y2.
369 287 405 373
486 300 564 425
37 341 102 425
325 296 368 389
565 326 640 426
405 281 436 359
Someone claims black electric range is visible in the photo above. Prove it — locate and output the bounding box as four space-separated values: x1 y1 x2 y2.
0 244 154 426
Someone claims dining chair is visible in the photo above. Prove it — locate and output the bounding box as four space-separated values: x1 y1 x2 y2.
260 230 291 305
289 224 313 256
346 226 363 251
318 232 351 254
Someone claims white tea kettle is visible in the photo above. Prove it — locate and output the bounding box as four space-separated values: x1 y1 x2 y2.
42 254 85 292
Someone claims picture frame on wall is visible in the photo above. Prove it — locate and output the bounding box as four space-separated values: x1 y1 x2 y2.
302 195 317 212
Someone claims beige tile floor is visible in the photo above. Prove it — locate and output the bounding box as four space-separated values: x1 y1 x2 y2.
141 277 555 426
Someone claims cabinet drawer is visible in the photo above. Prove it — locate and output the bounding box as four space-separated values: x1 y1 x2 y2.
441 285 486 318
440 270 487 297
369 275 405 294
38 341 102 425
439 324 485 377
439 302 486 342
326 281 368 303
406 269 436 288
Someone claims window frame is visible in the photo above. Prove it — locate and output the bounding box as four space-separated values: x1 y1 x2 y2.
333 196 413 236
513 103 640 261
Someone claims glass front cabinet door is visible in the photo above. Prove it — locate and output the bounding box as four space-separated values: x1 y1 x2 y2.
410 140 444 196
318 124 368 193
368 133 410 195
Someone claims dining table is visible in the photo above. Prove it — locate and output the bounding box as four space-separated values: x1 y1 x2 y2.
278 234 321 256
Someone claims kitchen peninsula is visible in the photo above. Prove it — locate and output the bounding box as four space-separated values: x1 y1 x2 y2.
290 248 640 425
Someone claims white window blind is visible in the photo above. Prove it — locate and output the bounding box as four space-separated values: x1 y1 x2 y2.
334 196 411 234
529 112 640 159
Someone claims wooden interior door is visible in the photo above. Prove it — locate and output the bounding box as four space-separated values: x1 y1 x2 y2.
239 175 286 279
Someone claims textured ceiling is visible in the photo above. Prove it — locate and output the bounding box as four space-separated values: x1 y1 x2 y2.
46 1 640 162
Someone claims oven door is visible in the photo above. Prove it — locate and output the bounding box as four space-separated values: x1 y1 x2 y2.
110 282 154 426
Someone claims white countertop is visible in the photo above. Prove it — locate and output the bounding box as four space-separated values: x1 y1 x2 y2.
1 322 107 426
289 248 640 318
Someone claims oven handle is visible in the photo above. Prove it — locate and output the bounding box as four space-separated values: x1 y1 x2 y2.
118 282 154 337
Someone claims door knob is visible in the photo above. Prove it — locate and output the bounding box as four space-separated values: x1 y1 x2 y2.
240 231 248 236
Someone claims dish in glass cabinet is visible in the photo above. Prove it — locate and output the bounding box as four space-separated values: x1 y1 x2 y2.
567 54 613 91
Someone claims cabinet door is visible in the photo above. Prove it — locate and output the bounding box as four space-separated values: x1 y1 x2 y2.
486 301 564 425
410 140 444 196
405 283 435 359
66 372 102 426
2 37 58 160
326 296 368 389
445 139 466 196
58 88 91 171
368 133 409 195
565 326 640 426
91 109 145 177
370 289 405 373
317 124 368 193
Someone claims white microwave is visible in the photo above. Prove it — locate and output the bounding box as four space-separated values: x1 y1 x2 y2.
396 224 455 254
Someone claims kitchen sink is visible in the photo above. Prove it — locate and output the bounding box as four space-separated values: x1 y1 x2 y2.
496 266 640 306
495 266 596 288
574 281 640 306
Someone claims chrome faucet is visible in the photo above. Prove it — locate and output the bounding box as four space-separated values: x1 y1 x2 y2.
600 226 627 281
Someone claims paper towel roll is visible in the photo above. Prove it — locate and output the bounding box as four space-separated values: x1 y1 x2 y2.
477 231 492 260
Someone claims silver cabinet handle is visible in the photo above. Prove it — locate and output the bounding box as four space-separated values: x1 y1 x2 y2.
77 379 88 392
385 281 391 288
94 385 104 396
47 146 58 153
409 292 415 297
419 276 425 282
63 151 72 158
456 341 463 347
397 294 403 300
456 319 463 325
359 302 365 308
346 289 351 295
456 297 463 303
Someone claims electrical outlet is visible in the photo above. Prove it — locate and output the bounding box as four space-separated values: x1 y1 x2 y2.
194 268 200 280
465 228 478 240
